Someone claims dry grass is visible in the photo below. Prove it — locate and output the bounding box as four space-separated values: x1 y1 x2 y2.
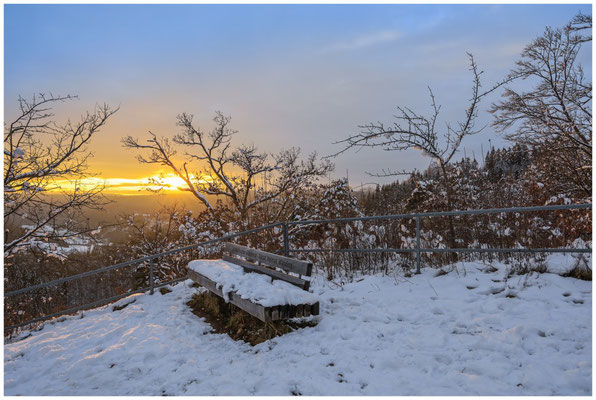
159 287 172 295
562 266 592 281
186 292 316 345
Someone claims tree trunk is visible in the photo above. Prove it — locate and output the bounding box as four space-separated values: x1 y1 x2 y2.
440 164 458 263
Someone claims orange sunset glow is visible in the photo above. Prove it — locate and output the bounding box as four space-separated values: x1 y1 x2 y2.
51 173 208 196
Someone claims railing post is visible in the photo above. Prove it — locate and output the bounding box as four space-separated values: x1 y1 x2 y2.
149 258 155 295
415 216 421 274
283 223 290 257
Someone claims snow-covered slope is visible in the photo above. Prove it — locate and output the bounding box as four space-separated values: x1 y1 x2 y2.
4 262 592 395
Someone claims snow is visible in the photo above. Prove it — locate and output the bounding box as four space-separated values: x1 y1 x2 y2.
188 259 318 306
18 224 106 257
4 261 592 396
13 148 25 159
543 252 590 275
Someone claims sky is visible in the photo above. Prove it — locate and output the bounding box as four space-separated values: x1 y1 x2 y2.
4 4 592 194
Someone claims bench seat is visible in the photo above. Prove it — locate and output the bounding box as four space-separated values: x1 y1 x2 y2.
188 259 319 307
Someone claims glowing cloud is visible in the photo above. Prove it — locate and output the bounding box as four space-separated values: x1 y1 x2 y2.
50 173 210 196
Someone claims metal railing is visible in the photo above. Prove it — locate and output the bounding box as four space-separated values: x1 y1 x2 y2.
285 203 593 274
4 222 284 331
4 203 592 331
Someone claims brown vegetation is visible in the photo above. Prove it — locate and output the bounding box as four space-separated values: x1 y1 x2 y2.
186 291 316 345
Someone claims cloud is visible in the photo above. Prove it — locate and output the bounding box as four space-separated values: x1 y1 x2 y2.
324 29 401 52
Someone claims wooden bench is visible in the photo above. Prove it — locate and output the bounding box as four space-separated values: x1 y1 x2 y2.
187 243 319 322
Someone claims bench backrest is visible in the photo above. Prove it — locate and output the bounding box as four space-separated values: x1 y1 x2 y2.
223 242 313 291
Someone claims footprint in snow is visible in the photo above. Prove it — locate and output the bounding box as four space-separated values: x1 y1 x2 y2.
478 286 505 295
434 354 452 365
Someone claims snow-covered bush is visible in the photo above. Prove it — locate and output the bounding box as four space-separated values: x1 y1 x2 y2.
360 144 591 269
122 205 191 288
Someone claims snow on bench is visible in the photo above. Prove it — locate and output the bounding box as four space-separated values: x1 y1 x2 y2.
188 243 319 322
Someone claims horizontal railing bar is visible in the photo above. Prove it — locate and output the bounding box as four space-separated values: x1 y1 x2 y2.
5 222 283 297
290 248 415 253
288 203 592 226
6 260 143 297
289 247 592 254
149 222 283 258
5 277 189 331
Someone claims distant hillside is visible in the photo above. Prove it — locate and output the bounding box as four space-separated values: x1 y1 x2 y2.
81 192 209 226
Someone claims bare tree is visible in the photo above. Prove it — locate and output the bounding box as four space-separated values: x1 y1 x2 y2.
333 54 494 255
123 111 333 221
4 94 118 254
122 204 188 286
490 13 592 197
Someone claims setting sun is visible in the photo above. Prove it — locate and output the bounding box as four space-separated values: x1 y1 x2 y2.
148 174 190 191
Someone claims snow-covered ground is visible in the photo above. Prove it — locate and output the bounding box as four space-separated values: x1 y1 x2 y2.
21 224 106 257
4 261 592 395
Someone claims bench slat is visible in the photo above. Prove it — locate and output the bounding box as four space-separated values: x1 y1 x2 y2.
222 255 309 290
225 243 312 277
